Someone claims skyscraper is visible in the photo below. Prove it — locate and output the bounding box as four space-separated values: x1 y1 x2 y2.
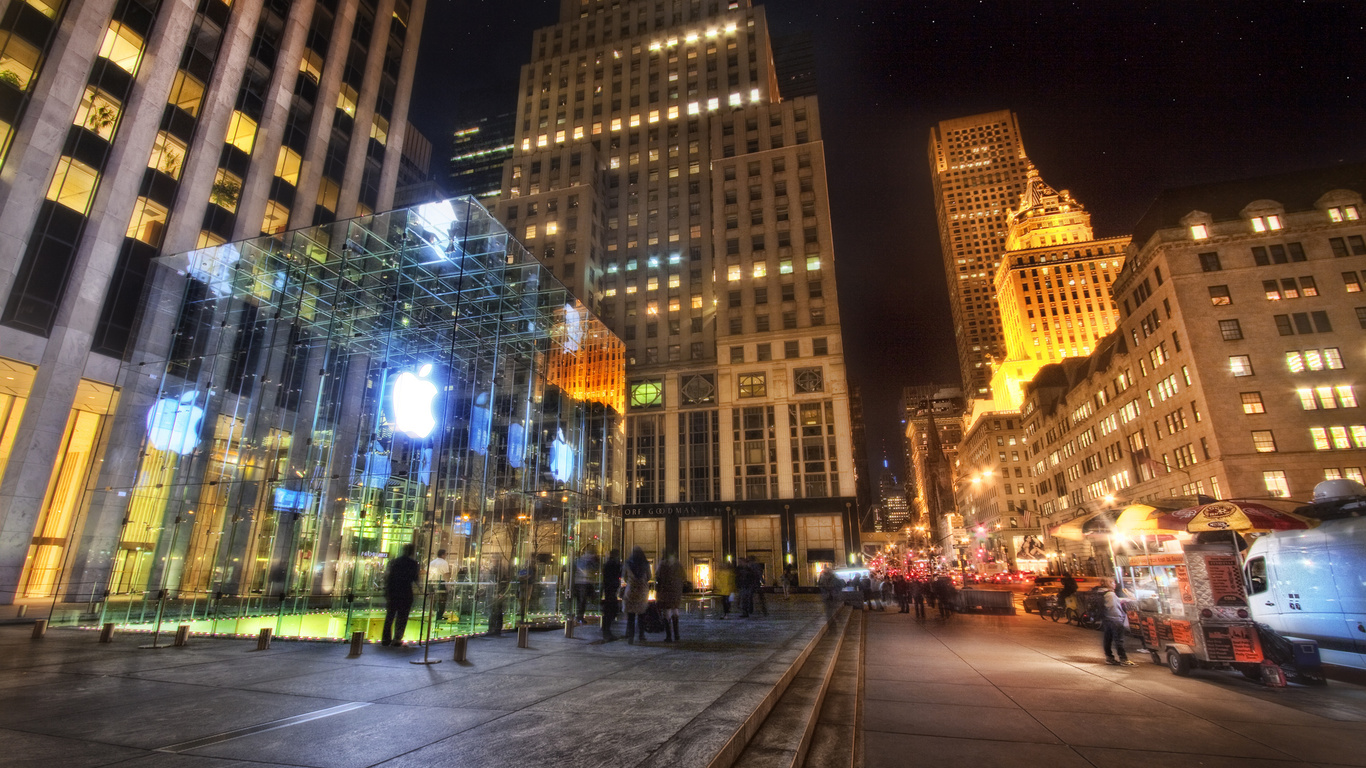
0 0 426 603
448 111 516 202
493 0 858 585
928 110 1033 399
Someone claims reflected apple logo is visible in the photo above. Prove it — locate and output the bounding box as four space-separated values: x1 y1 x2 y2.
507 422 525 468
550 427 574 482
146 391 204 455
392 364 438 439
470 391 491 455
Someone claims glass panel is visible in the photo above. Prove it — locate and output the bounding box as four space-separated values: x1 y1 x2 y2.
0 32 42 89
98 21 144 75
210 168 242 212
45 156 100 214
274 146 301 185
168 70 205 117
225 110 257 154
126 197 169 246
149 131 187 179
73 85 121 139
0 358 37 482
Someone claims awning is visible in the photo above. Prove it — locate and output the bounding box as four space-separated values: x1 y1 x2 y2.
1049 509 1106 541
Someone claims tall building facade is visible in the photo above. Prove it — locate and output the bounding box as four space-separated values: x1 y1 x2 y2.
1022 163 1366 571
928 110 1033 398
0 0 426 604
448 111 515 202
492 0 857 585
989 169 1129 408
901 384 963 551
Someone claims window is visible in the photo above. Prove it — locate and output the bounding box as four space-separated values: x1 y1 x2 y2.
0 31 41 90
1249 215 1282 232
316 176 340 213
1299 386 1357 410
261 200 290 235
1263 470 1289 498
727 265 741 281
73 86 121 140
274 146 301 186
299 47 324 84
1345 272 1362 293
1286 348 1344 372
1357 306 1366 329
812 337 828 355
1218 319 1243 340
738 372 766 398
730 345 744 363
125 197 168 246
1327 205 1361 223
1208 285 1231 305
98 21 144 74
148 131 187 179
1190 224 1209 240
45 156 99 215
756 343 771 361
806 255 821 272
1251 430 1277 453
1229 355 1254 377
210 168 242 212
225 111 257 154
630 380 664 408
784 340 799 358
1240 392 1265 414
1198 252 1221 272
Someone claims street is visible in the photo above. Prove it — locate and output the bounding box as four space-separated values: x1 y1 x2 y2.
862 605 1366 767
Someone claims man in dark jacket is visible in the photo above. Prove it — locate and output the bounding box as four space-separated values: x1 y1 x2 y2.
600 549 623 642
382 544 420 646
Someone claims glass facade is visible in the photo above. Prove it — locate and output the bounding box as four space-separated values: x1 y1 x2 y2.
79 197 625 641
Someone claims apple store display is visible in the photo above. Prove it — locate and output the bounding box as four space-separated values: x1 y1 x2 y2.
40 198 627 641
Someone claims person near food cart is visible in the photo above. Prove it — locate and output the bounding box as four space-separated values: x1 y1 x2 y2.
1101 579 1136 666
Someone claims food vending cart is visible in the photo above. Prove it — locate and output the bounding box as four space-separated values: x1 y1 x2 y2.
1121 542 1264 677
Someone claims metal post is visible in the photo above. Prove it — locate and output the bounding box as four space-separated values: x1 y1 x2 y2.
452 635 467 662
173 624 191 647
31 619 47 639
255 627 273 651
98 622 116 643
139 590 171 649
517 624 529 648
16 604 27 618
564 619 574 639
347 630 365 658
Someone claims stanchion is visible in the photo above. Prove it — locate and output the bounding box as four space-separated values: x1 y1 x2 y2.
173 625 190 647
98 622 115 643
516 624 529 648
16 605 27 618
31 618 47 639
564 620 575 639
452 635 468 662
347 631 365 658
255 627 272 651
139 590 170 649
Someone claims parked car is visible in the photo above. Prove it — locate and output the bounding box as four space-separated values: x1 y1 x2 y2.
1023 585 1061 614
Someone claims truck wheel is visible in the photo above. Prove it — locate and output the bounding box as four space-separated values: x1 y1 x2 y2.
1167 648 1191 676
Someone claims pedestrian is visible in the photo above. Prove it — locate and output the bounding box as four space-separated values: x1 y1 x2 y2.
860 575 873 611
655 550 685 642
600 548 622 642
487 567 510 637
573 546 600 623
754 561 769 617
427 548 450 623
817 565 843 628
714 559 736 618
893 575 910 613
737 557 758 617
781 566 794 599
1101 579 1136 666
382 544 420 646
911 578 927 619
934 575 955 619
622 546 652 645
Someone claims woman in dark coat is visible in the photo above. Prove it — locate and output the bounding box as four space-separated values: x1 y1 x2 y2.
622 546 653 644
655 551 685 642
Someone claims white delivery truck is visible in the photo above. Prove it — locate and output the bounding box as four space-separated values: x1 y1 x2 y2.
1243 479 1366 670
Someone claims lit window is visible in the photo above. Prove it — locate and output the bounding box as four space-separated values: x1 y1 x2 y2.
1263 470 1290 497
728 265 741 281
316 176 340 213
668 275 680 288
1354 425 1366 448
125 196 168 246
336 83 358 117
1333 426 1352 449
195 230 225 249
0 32 41 90
210 168 242 212
668 106 679 119
1298 388 1318 410
669 298 680 312
750 88 760 102
299 48 324 83
729 93 742 106
98 21 143 74
687 102 700 115
649 109 659 123
592 122 602 135
73 85 120 139
648 256 660 268
1311 428 1331 450
1338 386 1358 408
752 262 767 278
45 156 99 214
525 224 537 239
626 284 637 294
370 114 389 144
1251 430 1278 453
647 301 658 315
148 131 187 179
691 295 703 309
261 199 290 235
610 156 620 169
629 114 640 127
1240 392 1264 414
611 118 622 131
1229 355 1254 377
646 276 658 291
1328 205 1360 222
630 380 663 408
273 146 302 186
707 97 719 110
779 259 793 274
806 256 821 271
738 373 767 398
1190 223 1209 239
604 287 617 297
546 221 559 236
521 139 531 151
573 126 584 139
225 111 257 154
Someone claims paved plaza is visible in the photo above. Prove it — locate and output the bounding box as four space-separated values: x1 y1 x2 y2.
0 601 826 768
863 607 1366 768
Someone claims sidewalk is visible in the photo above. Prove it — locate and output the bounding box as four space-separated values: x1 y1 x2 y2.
862 609 1366 767
0 599 824 768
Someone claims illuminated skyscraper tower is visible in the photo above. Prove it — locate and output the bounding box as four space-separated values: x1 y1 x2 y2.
927 110 1033 399
494 0 858 584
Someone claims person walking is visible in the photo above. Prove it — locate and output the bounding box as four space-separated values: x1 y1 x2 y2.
622 546 652 645
911 578 927 619
934 575 955 619
655 551 685 642
1101 580 1136 666
382 544 420 646
737 557 758 618
817 565 843 628
893 575 910 613
714 559 736 619
600 548 622 642
573 546 600 624
426 548 451 624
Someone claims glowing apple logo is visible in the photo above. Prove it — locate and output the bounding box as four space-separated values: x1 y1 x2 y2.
146 391 204 455
562 303 583 353
470 391 492 455
507 422 525 468
550 427 574 482
392 364 438 439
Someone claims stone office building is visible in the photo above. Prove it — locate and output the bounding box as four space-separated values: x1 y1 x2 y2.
0 0 426 604
491 0 858 586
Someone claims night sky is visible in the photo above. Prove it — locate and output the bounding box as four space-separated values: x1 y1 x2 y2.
408 0 1366 476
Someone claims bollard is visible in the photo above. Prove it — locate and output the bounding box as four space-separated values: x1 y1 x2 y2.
564 620 575 639
516 624 529 648
453 635 468 662
255 627 273 651
98 622 116 643
16 605 27 618
347 631 365 658
31 618 47 639
173 625 190 647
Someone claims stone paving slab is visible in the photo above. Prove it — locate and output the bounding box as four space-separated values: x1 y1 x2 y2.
0 599 826 768
861 609 1366 767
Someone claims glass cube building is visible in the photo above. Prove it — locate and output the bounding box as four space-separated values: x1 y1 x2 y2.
67 197 625 641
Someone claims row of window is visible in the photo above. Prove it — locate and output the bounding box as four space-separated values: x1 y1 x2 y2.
1228 348 1345 376
1254 426 1366 452
1189 205 1360 240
